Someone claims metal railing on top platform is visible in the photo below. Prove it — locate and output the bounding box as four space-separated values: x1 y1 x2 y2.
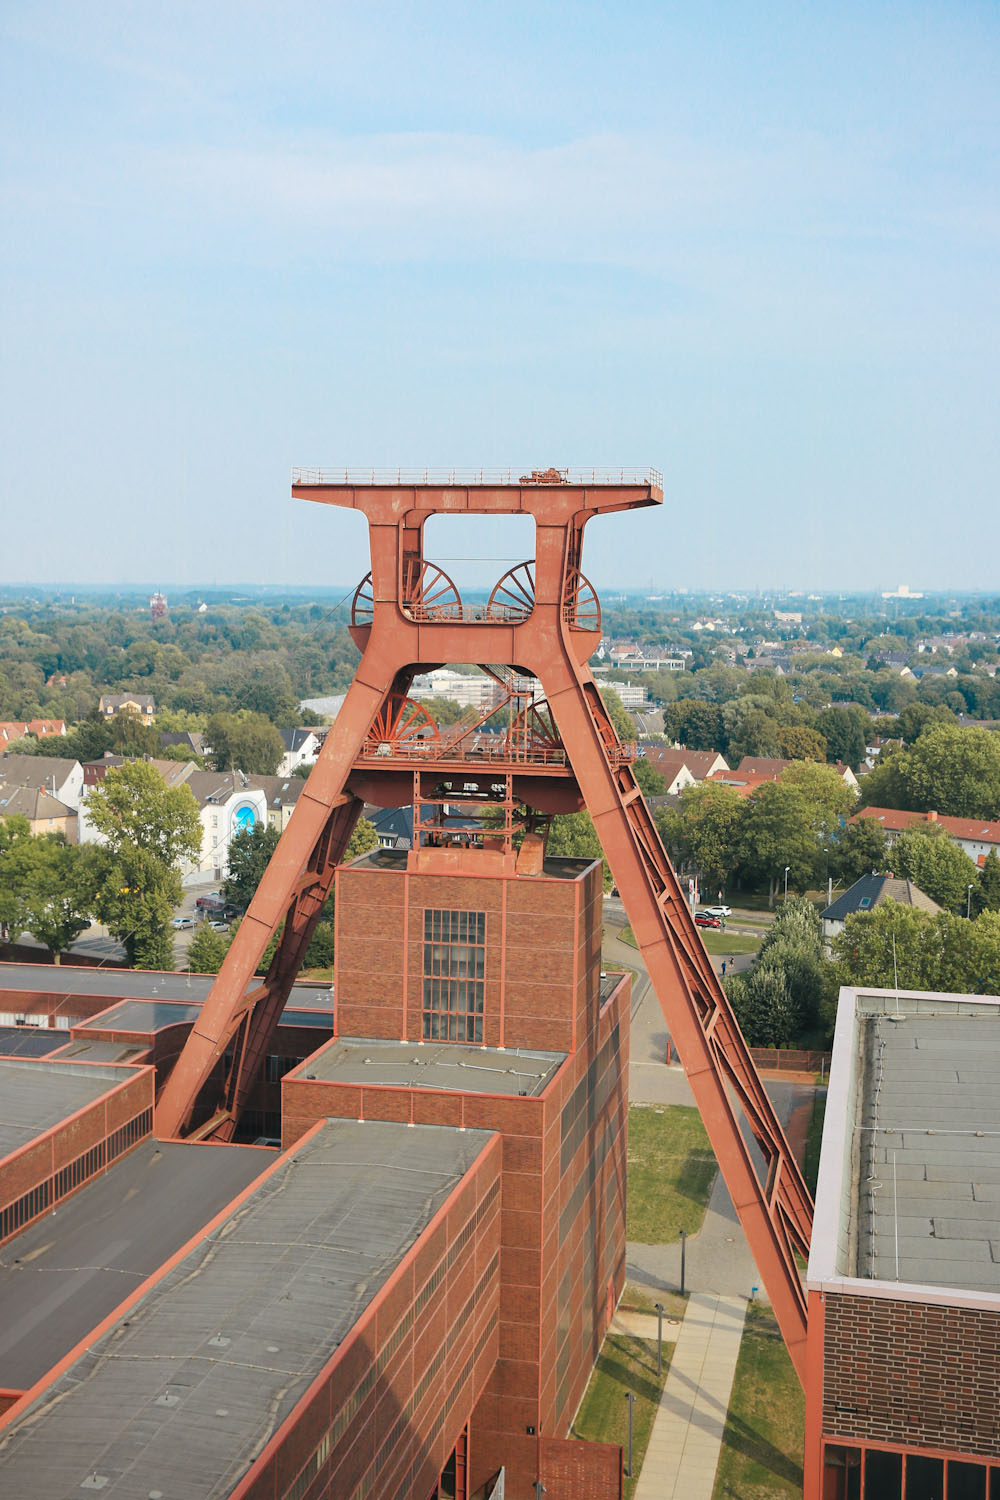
291 467 662 488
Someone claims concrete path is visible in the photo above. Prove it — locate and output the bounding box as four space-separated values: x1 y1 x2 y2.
633 1292 747 1500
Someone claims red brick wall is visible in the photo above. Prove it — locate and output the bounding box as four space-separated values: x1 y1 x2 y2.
334 859 600 1051
231 1133 502 1500
539 1435 622 1499
823 1291 1000 1459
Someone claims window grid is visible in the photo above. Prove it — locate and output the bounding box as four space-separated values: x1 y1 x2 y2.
422 909 486 1043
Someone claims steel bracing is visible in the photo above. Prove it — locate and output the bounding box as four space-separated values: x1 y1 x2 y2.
155 470 813 1379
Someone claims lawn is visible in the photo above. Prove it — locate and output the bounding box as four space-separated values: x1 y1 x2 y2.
627 1103 716 1242
712 1304 805 1500
619 925 760 957
572 1333 669 1500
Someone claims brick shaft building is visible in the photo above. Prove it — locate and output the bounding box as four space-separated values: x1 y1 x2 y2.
284 846 630 1498
807 986 1000 1500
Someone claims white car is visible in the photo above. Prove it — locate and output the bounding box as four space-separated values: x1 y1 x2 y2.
700 904 732 919
207 919 229 932
171 916 194 930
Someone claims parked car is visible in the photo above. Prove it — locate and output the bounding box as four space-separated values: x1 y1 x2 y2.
700 905 732 919
171 916 194 930
694 912 723 929
207 919 229 932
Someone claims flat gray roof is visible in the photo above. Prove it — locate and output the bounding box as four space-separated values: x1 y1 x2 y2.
0 1141 272 1389
810 988 1000 1301
857 1008 1000 1292
0 1027 69 1059
349 848 597 880
0 1059 142 1160
0 1119 494 1499
299 1035 565 1095
0 962 333 1011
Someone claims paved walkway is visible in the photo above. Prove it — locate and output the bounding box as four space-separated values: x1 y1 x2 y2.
634 1292 747 1500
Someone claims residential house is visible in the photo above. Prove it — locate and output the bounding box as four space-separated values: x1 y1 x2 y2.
245 774 308 832
98 693 155 725
851 807 1000 868
819 872 941 945
734 755 860 792
0 720 66 747
0 754 84 810
367 803 481 852
277 729 321 778
174 770 268 884
157 731 206 759
642 746 729 790
0 785 77 842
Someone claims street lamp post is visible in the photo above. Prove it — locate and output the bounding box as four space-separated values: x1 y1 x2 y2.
625 1392 636 1477
680 1228 688 1295
968 883 975 920
654 1301 664 1375
783 865 790 902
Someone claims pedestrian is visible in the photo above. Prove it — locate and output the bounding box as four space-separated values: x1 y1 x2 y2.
721 960 727 978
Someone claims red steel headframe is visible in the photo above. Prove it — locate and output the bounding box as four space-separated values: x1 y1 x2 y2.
155 468 812 1380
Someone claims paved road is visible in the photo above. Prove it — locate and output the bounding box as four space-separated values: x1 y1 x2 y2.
605 918 815 1304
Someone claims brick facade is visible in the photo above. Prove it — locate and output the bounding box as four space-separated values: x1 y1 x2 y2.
286 853 629 1500
823 1291 1000 1459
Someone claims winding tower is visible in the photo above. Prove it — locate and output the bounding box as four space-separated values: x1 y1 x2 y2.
156 466 813 1378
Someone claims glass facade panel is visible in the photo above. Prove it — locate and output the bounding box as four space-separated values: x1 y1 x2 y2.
949 1461 987 1500
866 1449 902 1499
422 909 485 1043
905 1454 943 1500
824 1445 862 1500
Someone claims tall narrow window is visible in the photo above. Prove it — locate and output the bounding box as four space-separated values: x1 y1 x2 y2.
423 909 485 1042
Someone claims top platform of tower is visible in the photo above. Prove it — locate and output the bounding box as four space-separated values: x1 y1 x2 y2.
291 466 663 518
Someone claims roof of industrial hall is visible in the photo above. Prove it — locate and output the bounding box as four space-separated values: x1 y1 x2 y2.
0 1058 143 1160
810 988 1000 1301
0 962 331 1010
0 1141 273 1390
0 1119 495 1500
296 1035 566 1095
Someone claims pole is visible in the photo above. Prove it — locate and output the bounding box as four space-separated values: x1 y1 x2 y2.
784 865 790 902
625 1392 635 1477
655 1301 664 1375
968 883 974 920
680 1229 687 1296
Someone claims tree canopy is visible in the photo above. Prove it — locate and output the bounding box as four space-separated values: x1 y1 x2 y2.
207 712 286 776
860 725 1000 820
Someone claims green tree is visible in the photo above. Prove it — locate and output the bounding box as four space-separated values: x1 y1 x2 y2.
110 709 159 758
187 922 230 974
634 758 667 797
0 814 34 939
891 825 981 911
86 762 201 968
600 687 634 742
900 725 1000 820
976 849 1000 914
663 699 724 752
347 816 378 859
547 811 611 889
85 760 202 866
725 963 801 1048
415 697 466 727
815 705 869 769
223 823 282 912
896 702 956 745
656 781 743 893
304 921 336 969
780 762 855 841
722 701 779 762
738 782 818 904
832 901 940 990
10 838 99 962
94 844 178 969
776 725 827 763
206 712 285 775
830 818 891 885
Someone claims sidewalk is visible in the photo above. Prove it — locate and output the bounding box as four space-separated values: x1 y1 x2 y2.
634 1292 747 1500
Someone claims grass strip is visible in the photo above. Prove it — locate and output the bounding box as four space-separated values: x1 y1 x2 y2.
712 1304 804 1500
627 1103 716 1242
572 1333 669 1500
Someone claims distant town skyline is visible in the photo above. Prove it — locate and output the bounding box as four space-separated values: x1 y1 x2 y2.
2 3 998 589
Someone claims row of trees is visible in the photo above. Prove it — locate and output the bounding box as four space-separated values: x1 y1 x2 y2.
0 762 202 966
725 899 836 1049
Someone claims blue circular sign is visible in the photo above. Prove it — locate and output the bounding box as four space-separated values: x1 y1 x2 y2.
233 803 257 833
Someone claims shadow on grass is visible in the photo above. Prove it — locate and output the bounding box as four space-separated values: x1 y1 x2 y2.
675 1148 717 1205
716 1407 804 1492
590 1347 663 1407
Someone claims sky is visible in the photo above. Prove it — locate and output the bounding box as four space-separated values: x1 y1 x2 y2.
1 2 998 593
